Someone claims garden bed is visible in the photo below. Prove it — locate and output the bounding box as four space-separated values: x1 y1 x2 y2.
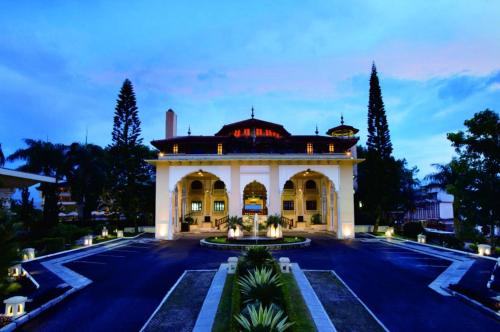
305 271 386 332
201 236 311 250
212 248 316 331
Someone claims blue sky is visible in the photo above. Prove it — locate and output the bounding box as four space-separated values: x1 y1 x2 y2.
1 1 500 176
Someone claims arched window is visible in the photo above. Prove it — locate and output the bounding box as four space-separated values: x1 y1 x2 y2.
191 180 203 190
213 180 225 190
284 180 294 190
305 180 317 190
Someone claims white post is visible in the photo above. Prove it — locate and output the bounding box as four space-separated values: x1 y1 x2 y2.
155 164 171 240
227 257 238 274
279 257 291 273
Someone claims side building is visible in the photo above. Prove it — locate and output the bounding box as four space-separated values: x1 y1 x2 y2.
148 109 362 240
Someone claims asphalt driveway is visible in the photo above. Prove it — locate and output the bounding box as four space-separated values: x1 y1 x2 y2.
19 235 500 332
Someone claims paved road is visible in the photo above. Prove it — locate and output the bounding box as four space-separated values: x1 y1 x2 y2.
20 236 500 332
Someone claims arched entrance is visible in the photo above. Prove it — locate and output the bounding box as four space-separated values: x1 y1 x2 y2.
242 180 267 215
173 170 228 231
280 169 337 231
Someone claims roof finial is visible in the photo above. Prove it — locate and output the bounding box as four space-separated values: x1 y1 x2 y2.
251 106 254 119
341 113 344 125
188 125 191 136
315 124 319 135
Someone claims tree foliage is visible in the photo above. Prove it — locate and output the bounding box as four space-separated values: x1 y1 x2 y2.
0 143 5 167
107 79 155 231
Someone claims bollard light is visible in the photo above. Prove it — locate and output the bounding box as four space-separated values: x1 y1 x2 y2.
478 244 491 256
4 296 27 319
227 257 238 274
117 230 124 238
83 235 93 246
385 229 392 238
102 227 109 237
279 257 291 273
417 234 426 244
22 248 35 261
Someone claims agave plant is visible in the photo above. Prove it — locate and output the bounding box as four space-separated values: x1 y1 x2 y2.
235 304 294 332
238 267 282 306
241 247 273 270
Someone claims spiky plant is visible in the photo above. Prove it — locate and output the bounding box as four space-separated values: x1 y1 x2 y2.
238 267 282 306
240 247 273 272
227 216 243 230
235 304 294 332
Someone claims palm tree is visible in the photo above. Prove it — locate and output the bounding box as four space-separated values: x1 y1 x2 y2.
0 143 5 167
425 160 464 238
8 139 68 229
66 143 108 222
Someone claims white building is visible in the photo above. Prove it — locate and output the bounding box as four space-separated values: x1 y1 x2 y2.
148 110 362 240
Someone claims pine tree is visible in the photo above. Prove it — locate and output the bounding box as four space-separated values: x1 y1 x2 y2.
367 63 392 159
0 143 5 167
107 79 151 232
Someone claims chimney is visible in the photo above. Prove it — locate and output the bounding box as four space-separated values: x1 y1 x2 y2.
166 109 177 139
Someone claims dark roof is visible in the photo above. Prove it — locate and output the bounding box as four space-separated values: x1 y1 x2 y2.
326 124 359 136
214 117 291 137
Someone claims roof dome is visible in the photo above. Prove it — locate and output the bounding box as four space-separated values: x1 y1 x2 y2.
326 115 359 137
214 109 291 138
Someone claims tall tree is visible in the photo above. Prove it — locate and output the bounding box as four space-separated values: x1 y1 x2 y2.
447 109 500 246
7 139 67 230
66 143 108 223
0 208 18 297
356 63 405 233
367 63 392 158
107 79 151 232
0 143 5 167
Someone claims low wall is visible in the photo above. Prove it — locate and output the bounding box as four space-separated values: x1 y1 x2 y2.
355 225 389 233
124 226 155 233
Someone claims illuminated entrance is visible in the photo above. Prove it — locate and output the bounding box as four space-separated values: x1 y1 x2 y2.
243 181 267 215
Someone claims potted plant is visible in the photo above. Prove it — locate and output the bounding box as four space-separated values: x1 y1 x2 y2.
266 214 283 238
310 213 326 230
227 216 243 239
181 216 193 232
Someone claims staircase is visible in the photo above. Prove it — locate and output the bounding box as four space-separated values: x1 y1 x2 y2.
215 215 229 230
281 216 294 229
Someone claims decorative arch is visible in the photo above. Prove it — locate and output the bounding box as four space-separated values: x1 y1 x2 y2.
168 165 231 192
283 180 294 190
278 165 339 191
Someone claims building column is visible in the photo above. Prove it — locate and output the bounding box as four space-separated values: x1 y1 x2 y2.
337 163 355 239
155 164 172 240
228 164 241 217
268 164 280 216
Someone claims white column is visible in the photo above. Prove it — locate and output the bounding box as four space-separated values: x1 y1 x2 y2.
228 164 241 217
337 163 355 239
268 164 280 216
155 164 171 240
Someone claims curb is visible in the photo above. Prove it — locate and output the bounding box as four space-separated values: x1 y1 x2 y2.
291 263 336 332
192 264 228 332
199 238 311 250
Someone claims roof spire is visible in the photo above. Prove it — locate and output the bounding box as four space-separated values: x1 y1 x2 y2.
251 106 254 119
188 125 191 136
315 124 319 135
341 113 344 125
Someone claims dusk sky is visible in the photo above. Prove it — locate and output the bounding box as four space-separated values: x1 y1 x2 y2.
1 1 500 176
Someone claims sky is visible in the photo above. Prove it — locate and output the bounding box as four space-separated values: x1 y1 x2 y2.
1 0 500 177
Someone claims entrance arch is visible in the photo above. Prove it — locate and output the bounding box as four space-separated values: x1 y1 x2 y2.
172 170 228 231
280 169 337 232
242 180 267 215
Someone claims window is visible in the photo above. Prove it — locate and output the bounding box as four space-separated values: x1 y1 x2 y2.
214 201 225 212
283 200 294 210
191 180 203 190
173 144 178 154
305 180 317 189
283 180 294 190
256 128 263 136
306 200 317 211
191 201 202 212
306 143 313 154
329 143 334 153
234 129 241 137
243 128 251 136
217 143 223 155
213 180 225 190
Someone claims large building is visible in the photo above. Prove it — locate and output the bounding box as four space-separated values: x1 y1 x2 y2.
148 109 362 240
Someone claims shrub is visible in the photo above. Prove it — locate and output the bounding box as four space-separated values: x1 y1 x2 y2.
238 267 282 307
184 216 194 224
425 232 464 250
48 223 90 244
227 216 243 230
239 247 274 273
0 315 12 328
235 304 294 332
402 222 424 239
33 237 66 254
266 215 282 228
469 243 478 253
311 213 322 225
